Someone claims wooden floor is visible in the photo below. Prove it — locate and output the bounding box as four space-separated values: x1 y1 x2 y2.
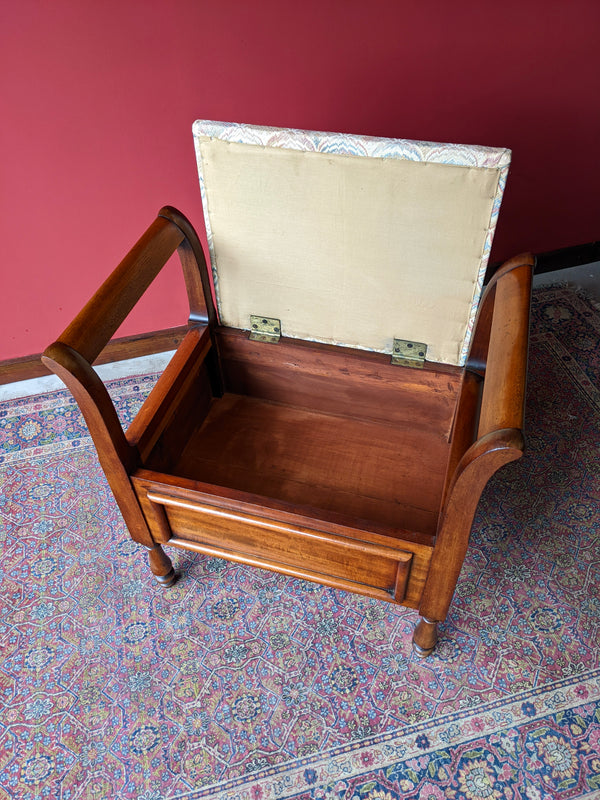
174 393 449 537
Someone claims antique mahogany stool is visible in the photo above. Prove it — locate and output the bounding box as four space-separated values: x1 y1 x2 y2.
43 122 534 656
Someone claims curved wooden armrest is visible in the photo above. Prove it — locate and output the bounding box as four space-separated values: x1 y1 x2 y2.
42 340 136 470
42 207 215 477
468 253 534 439
424 256 534 624
51 206 215 365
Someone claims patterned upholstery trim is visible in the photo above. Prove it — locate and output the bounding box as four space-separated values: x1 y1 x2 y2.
193 120 510 168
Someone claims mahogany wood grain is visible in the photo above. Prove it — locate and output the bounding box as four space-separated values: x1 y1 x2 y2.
41 208 213 558
154 495 413 600
216 328 461 433
137 489 173 544
468 254 534 378
132 469 435 549
440 369 482 508
418 427 524 624
413 258 533 632
147 544 177 586
50 208 213 366
143 362 214 474
170 535 409 604
158 206 218 327
131 471 433 607
412 617 439 657
41 204 535 657
476 259 533 437
173 393 448 536
126 326 212 461
59 218 185 364
41 342 153 546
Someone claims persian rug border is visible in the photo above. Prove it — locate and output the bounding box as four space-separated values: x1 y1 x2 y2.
184 671 600 799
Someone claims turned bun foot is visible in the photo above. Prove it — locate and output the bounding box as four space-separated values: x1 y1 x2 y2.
147 544 177 588
153 568 177 587
412 616 439 658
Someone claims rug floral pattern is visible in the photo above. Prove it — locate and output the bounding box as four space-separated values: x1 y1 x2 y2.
0 287 599 799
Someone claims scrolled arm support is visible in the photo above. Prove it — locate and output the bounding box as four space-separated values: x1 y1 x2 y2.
56 208 215 364
415 254 534 640
41 208 214 545
417 427 524 627
41 341 153 545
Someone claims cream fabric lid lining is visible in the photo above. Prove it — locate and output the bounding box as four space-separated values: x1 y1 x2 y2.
193 122 509 366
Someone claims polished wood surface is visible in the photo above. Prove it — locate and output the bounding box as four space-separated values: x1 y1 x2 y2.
414 253 534 651
41 340 151 546
126 326 212 461
132 470 434 607
173 393 446 535
42 208 534 656
216 327 461 433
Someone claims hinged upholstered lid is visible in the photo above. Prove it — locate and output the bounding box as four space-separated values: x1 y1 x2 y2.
193 121 510 366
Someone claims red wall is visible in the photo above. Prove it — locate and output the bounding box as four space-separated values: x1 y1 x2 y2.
2 0 599 361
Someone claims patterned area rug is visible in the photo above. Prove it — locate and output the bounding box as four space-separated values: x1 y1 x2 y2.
1 286 599 800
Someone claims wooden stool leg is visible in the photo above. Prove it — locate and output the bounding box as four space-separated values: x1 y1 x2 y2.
147 544 177 587
412 616 438 658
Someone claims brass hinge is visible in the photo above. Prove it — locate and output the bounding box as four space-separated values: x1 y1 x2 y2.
391 338 428 368
249 315 281 343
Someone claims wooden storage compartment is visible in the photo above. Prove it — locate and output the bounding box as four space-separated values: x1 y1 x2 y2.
150 329 459 536
129 327 460 607
43 122 534 656
175 391 443 534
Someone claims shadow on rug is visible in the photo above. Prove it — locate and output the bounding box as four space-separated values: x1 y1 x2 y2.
1 286 599 799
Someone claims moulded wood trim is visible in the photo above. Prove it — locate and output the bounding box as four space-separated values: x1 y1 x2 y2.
147 490 417 562
132 469 437 548
0 326 189 386
167 535 410 604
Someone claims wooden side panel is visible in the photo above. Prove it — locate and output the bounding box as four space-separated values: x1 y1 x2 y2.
216 328 461 434
441 369 483 507
126 326 213 461
141 363 214 474
162 497 411 600
477 260 533 437
132 474 433 607
415 257 534 624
